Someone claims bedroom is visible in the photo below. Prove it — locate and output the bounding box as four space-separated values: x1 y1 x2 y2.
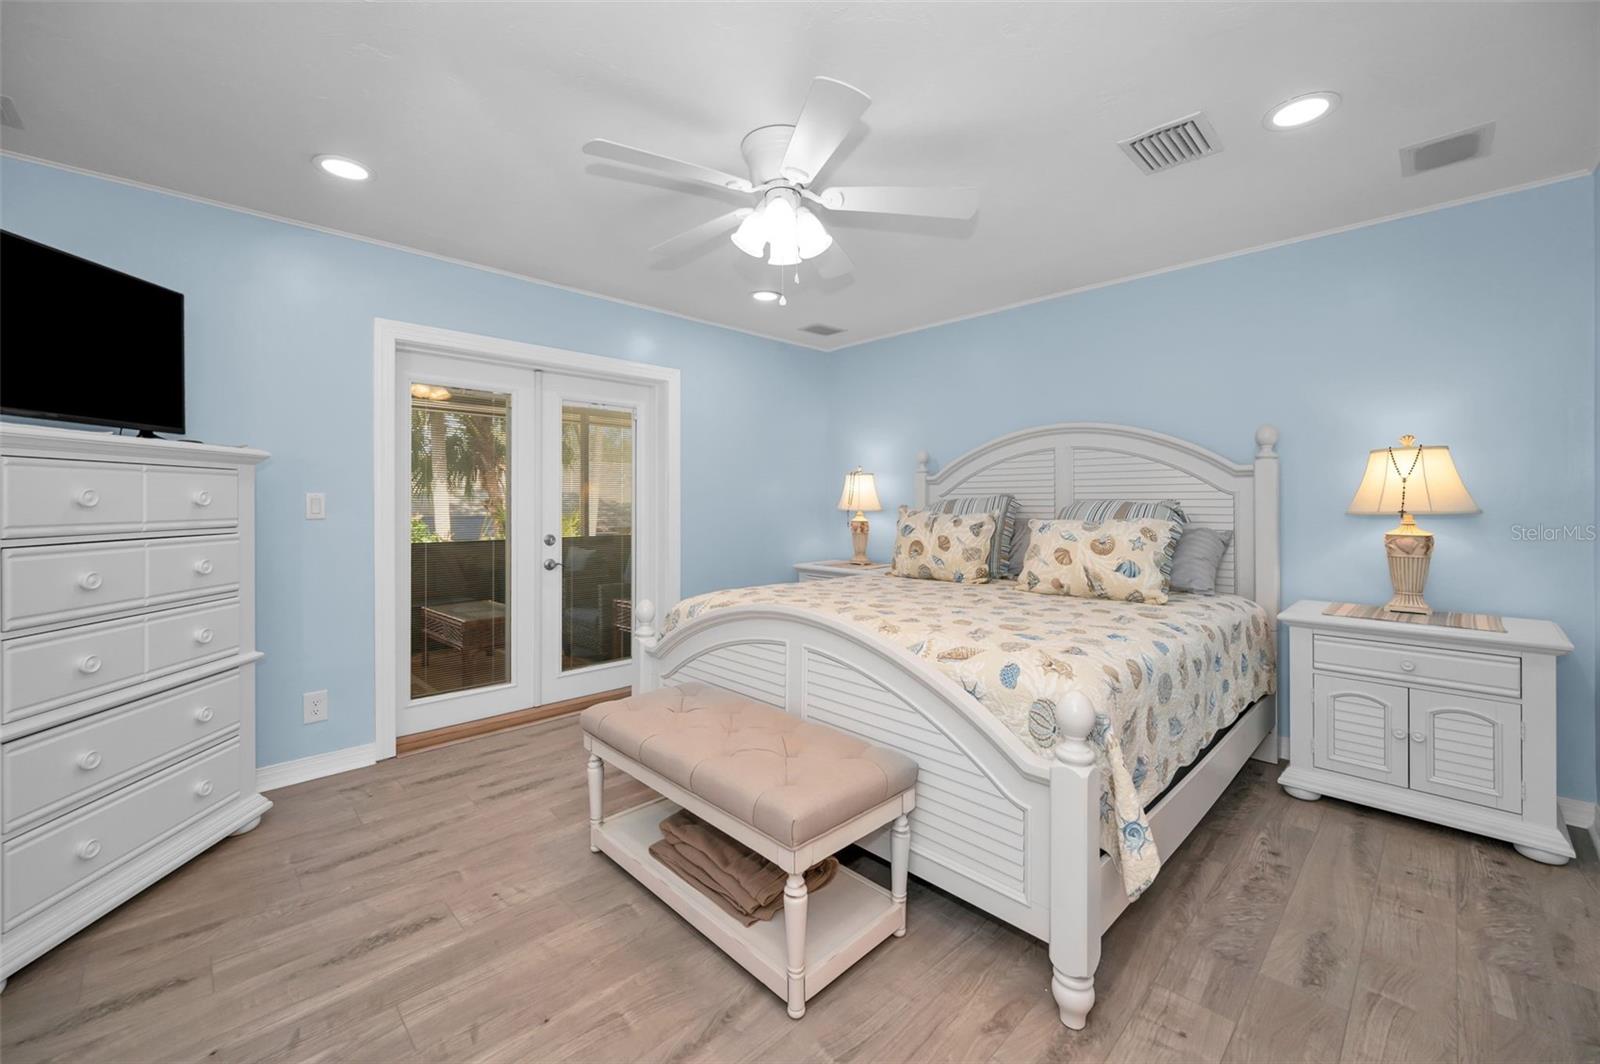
0 2 1595 1061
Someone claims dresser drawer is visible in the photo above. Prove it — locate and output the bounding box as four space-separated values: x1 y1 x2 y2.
148 601 240 672
2 672 242 835
146 467 238 529
148 536 241 602
2 739 240 928
1311 633 1521 698
1 600 243 723
0 458 144 538
2 542 147 631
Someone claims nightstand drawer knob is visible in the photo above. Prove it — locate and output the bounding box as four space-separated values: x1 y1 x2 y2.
1411 731 1426 743
1400 659 1416 672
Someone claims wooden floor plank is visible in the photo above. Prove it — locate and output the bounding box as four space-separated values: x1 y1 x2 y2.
2 716 1597 1064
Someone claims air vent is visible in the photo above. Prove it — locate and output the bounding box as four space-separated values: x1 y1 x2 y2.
0 96 22 130
1119 112 1221 175
1401 123 1494 177
799 323 845 337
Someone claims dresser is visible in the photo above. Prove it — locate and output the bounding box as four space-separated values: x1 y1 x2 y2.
0 425 270 989
1277 599 1574 864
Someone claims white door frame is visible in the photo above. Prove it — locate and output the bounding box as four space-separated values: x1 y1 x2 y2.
372 318 681 759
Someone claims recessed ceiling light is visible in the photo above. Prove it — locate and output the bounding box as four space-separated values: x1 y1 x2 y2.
1265 92 1340 131
314 154 370 181
751 290 781 303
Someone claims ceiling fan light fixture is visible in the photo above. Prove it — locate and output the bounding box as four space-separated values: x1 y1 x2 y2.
763 193 801 266
795 207 832 259
730 208 768 258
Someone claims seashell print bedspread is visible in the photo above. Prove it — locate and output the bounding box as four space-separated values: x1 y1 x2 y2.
661 575 1275 898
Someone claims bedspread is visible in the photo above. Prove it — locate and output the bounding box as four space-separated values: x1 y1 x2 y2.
661 575 1275 897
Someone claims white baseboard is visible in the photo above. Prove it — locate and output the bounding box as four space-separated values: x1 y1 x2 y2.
258 743 378 792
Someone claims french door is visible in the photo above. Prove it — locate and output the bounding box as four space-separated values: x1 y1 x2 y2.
396 351 648 736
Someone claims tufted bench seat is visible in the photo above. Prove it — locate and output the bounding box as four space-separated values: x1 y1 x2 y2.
581 681 917 1018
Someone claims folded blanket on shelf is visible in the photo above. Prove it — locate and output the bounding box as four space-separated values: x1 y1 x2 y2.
647 810 838 926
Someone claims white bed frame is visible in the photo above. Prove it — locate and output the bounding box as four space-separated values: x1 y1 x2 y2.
633 423 1281 1029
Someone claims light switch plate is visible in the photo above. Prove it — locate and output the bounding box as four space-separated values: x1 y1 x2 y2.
305 493 326 520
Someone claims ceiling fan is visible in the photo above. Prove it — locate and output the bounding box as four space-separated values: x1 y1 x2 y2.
583 77 978 281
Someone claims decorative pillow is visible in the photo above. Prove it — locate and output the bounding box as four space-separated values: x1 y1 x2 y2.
1019 517 1183 603
888 506 995 583
1169 527 1232 594
1056 498 1188 525
933 494 1018 578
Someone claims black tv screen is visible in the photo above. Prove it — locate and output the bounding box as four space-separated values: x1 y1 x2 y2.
1 231 185 434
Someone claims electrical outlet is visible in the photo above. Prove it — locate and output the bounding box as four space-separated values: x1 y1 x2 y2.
305 493 326 520
303 689 329 724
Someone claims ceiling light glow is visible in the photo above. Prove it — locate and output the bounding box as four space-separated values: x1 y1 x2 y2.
751 290 781 303
314 154 371 180
1265 92 1339 130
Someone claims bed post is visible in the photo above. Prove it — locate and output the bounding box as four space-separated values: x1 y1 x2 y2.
1251 425 1281 763
1049 691 1100 1030
634 599 660 693
913 451 929 508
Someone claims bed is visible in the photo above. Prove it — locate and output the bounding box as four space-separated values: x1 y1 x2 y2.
631 422 1281 1029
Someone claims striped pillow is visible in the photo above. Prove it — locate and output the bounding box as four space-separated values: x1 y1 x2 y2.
1055 499 1188 582
933 494 1019 578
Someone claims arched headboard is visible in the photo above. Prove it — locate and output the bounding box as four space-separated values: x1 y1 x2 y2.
914 423 1280 617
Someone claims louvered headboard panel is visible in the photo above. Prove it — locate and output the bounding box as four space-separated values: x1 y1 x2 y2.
914 424 1279 611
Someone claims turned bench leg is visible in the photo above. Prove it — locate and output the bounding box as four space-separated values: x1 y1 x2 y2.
784 873 808 1018
587 754 603 853
891 814 910 936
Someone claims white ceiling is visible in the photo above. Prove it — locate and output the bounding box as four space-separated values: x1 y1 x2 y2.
2 2 1596 350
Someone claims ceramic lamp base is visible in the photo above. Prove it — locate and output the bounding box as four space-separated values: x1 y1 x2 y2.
849 515 871 566
1383 524 1434 615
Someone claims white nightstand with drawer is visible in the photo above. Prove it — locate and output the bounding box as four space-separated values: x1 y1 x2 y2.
793 560 889 581
1278 599 1575 864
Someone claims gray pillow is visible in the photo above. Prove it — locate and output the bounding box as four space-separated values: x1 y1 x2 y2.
1169 527 1232 594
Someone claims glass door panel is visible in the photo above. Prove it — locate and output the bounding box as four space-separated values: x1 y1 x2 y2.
558 404 634 672
409 384 511 699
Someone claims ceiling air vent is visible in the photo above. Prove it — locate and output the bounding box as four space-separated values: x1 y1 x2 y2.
1401 123 1494 177
1119 112 1221 175
799 323 845 337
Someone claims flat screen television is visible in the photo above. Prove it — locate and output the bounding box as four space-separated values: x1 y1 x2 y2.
1 231 186 435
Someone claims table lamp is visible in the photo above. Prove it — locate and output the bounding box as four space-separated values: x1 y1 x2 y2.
1347 434 1478 615
837 468 882 566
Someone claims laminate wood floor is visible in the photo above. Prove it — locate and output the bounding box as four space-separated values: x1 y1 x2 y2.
3 714 1596 1063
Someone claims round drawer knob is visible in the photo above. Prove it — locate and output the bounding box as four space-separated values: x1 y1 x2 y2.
76 839 102 861
194 779 214 798
194 627 214 645
1411 731 1426 743
78 654 103 675
77 750 103 771
79 571 104 591
193 490 212 507
1400 660 1416 673
1392 728 1407 740
194 559 214 576
76 489 100 509
194 706 215 723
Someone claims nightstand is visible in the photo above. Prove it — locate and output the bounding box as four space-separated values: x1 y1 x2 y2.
1278 599 1575 864
794 560 890 582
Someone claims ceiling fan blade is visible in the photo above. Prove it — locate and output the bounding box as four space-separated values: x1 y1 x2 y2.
648 209 750 258
816 185 978 220
778 77 871 185
583 139 753 194
813 239 853 280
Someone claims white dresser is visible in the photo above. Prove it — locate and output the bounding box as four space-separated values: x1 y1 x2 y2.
1277 599 1575 865
0 425 270 989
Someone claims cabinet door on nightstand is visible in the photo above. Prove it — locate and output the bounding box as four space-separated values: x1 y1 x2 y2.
1312 675 1409 787
1408 690 1522 813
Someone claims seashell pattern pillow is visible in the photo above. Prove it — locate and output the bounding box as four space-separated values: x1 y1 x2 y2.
888 506 995 584
1019 517 1183 603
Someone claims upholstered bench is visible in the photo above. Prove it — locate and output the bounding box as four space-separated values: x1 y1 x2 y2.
581 682 918 1018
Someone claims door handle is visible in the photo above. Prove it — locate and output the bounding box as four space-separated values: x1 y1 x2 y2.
544 559 561 571
544 534 557 546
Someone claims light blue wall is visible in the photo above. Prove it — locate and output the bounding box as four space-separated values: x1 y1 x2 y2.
826 175 1599 803
0 155 835 767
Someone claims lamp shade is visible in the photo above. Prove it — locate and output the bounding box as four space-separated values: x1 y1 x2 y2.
837 468 882 512
1347 438 1479 516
